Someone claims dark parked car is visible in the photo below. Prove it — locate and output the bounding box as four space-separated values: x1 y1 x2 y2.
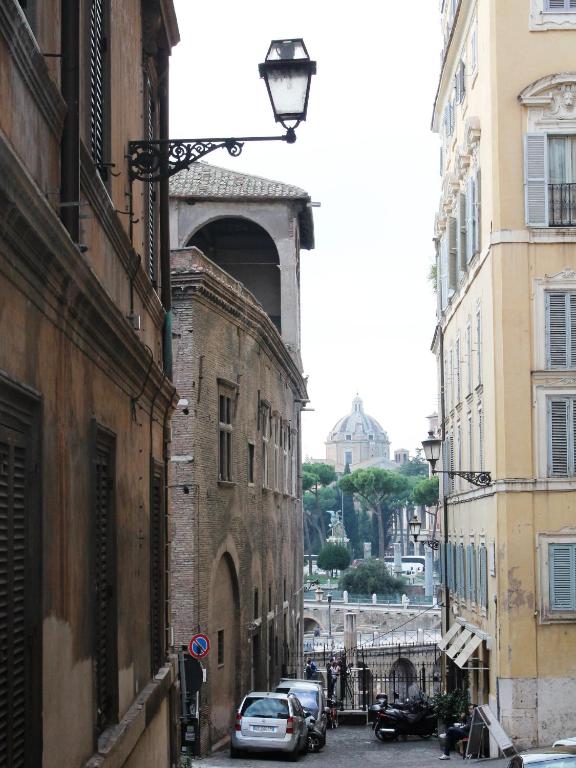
276 679 328 752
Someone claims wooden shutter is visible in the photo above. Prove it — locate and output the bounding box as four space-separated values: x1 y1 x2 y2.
524 133 548 226
447 542 454 590
145 75 157 286
466 176 475 262
150 461 165 674
457 193 467 273
548 398 570 476
89 0 107 178
547 293 570 367
474 169 482 254
448 217 458 290
0 382 41 768
546 0 576 8
93 427 117 735
549 544 576 610
439 542 446 587
479 545 488 608
466 544 472 601
441 235 449 310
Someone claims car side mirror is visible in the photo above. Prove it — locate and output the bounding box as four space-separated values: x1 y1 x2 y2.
303 709 311 717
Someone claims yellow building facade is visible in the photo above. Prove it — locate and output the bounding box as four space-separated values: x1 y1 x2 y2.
433 0 576 749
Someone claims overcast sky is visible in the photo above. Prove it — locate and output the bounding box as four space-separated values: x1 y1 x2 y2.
170 0 442 461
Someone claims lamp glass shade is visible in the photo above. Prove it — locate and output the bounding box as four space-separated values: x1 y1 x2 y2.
259 39 316 125
422 431 442 465
408 514 422 541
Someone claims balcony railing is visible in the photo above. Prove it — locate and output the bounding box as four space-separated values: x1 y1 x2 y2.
549 183 576 226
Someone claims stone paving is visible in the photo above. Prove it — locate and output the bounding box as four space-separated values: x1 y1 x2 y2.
193 725 510 768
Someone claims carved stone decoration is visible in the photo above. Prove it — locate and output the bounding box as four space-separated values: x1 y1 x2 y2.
545 267 576 281
547 84 576 120
519 74 576 129
464 116 481 153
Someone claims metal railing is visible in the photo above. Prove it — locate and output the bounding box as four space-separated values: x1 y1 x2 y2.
303 590 437 606
549 183 576 226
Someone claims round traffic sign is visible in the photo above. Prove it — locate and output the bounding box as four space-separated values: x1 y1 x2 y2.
189 633 210 659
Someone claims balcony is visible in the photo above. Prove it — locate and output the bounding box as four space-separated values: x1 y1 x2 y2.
549 183 576 227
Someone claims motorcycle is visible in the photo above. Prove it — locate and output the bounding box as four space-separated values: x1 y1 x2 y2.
373 699 437 742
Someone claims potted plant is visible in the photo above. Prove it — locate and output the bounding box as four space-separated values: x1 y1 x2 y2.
432 689 470 731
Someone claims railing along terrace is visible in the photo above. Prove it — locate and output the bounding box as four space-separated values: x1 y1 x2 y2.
549 183 576 226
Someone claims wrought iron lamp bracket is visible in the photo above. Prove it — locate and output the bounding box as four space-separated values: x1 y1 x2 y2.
433 470 492 488
128 128 296 183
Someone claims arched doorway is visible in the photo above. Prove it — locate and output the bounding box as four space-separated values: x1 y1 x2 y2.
187 218 281 332
390 657 418 701
304 617 322 634
209 553 240 743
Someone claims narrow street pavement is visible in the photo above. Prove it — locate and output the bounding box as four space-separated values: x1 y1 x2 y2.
195 725 510 768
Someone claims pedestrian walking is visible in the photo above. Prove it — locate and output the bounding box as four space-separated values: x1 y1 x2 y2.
305 657 317 680
438 704 475 759
327 659 340 697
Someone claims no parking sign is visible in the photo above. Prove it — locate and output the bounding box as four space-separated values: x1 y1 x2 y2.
188 633 210 659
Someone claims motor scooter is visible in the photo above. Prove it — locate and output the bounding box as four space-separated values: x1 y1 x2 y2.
374 699 437 742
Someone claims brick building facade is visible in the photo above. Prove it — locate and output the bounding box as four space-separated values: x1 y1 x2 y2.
170 246 309 753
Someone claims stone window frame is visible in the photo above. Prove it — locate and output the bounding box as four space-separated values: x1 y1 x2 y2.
530 0 576 31
260 400 271 490
217 380 236 484
537 532 576 623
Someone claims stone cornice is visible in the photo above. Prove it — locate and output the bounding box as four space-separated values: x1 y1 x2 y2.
0 0 66 138
171 248 308 400
0 135 175 413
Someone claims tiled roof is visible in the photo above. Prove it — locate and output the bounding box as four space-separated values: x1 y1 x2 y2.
169 161 310 200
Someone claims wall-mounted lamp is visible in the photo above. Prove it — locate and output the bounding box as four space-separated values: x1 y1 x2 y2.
408 514 440 550
421 431 492 488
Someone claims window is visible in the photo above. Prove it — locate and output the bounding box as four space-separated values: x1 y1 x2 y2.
89 0 110 181
478 402 484 471
254 588 259 619
368 433 374 440
467 411 473 469
466 322 472 394
274 418 280 491
476 308 482 386
145 72 158 286
283 425 289 494
150 461 166 675
525 134 576 226
0 376 41 764
262 405 270 488
466 171 481 261
345 434 351 441
455 60 466 104
455 336 461 403
547 396 576 475
545 0 576 9
470 24 478 73
93 424 118 734
218 389 233 482
248 443 255 484
478 545 488 608
467 543 477 602
344 450 352 466
458 193 467 274
217 630 224 665
549 543 576 610
546 292 576 367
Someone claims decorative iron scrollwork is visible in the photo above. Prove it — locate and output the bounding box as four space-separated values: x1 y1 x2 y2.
434 470 492 488
128 139 245 182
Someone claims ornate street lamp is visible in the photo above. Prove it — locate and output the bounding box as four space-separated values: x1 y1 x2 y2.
128 39 316 183
408 513 439 550
421 431 492 488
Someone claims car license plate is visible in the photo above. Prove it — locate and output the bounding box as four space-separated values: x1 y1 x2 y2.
252 725 275 732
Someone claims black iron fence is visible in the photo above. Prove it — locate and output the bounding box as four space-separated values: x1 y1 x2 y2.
549 183 576 226
309 643 441 711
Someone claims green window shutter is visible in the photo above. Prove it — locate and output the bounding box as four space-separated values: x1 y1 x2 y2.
439 542 446 587
466 544 473 601
448 216 458 291
546 293 570 368
479 546 488 608
549 544 576 610
548 398 570 476
458 192 467 273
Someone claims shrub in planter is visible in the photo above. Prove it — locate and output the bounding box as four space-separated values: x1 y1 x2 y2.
432 689 470 727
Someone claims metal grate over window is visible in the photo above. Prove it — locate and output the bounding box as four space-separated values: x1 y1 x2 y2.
89 0 107 178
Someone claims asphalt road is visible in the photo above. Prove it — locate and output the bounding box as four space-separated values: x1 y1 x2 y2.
195 724 502 768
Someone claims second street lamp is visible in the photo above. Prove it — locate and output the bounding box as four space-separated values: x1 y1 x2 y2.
421 431 492 488
128 38 316 183
409 514 440 550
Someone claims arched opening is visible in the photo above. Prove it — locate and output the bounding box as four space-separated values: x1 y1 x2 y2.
209 553 240 743
187 217 281 332
390 657 418 701
304 617 322 634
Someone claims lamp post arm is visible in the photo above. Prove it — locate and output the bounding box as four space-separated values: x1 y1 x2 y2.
432 469 492 488
128 128 296 183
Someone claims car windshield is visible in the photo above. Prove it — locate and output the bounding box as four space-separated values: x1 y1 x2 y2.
241 697 289 719
514 760 576 768
278 689 318 716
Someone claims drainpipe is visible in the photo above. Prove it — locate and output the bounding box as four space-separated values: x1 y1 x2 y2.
158 48 172 378
60 0 80 241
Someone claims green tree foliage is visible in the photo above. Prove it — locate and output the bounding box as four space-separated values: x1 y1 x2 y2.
412 476 440 508
338 559 405 595
432 689 470 726
302 462 338 554
398 455 429 477
341 463 361 557
316 543 351 576
339 468 411 557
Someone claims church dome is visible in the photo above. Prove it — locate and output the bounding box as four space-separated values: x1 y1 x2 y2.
327 396 387 441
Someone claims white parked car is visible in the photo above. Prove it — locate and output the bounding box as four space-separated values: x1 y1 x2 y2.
230 691 308 760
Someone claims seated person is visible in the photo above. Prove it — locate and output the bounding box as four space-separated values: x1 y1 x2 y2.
438 703 475 760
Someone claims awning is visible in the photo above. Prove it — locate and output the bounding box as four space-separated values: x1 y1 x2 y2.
437 622 461 651
453 633 483 668
446 628 472 660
